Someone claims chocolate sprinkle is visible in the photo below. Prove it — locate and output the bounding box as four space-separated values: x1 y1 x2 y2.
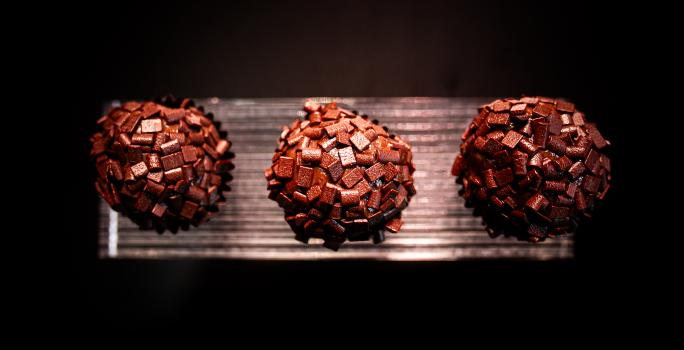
266 101 416 250
452 96 611 242
90 96 234 233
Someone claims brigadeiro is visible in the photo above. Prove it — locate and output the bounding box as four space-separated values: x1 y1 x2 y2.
90 95 235 233
265 101 416 250
451 96 611 242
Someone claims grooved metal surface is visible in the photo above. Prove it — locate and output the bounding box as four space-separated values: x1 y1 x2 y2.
98 97 574 260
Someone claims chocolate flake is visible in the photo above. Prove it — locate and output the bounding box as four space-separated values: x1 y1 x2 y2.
341 167 364 188
131 161 149 178
132 133 154 145
350 131 371 151
338 146 357 167
160 139 181 155
141 118 163 133
161 152 184 171
510 103 527 115
302 148 322 164
296 166 314 188
501 130 524 149
275 156 295 178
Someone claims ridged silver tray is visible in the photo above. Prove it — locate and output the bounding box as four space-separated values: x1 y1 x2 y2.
98 97 573 260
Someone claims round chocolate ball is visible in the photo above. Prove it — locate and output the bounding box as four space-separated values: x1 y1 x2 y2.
265 101 416 250
451 96 611 242
90 96 234 233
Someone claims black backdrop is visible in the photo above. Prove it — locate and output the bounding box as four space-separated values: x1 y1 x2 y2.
56 0 640 325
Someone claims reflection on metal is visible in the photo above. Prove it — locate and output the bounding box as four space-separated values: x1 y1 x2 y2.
108 208 118 257
98 97 574 260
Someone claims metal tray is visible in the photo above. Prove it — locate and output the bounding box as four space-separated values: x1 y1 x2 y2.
98 97 573 260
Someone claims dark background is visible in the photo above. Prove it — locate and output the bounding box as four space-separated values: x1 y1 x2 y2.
50 0 646 325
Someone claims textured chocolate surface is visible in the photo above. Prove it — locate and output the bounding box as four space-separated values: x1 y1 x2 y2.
266 101 416 250
452 96 611 242
91 96 234 232
99 97 575 260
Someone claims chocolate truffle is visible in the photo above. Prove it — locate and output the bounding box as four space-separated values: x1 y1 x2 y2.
451 96 611 242
265 101 416 250
90 95 235 233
